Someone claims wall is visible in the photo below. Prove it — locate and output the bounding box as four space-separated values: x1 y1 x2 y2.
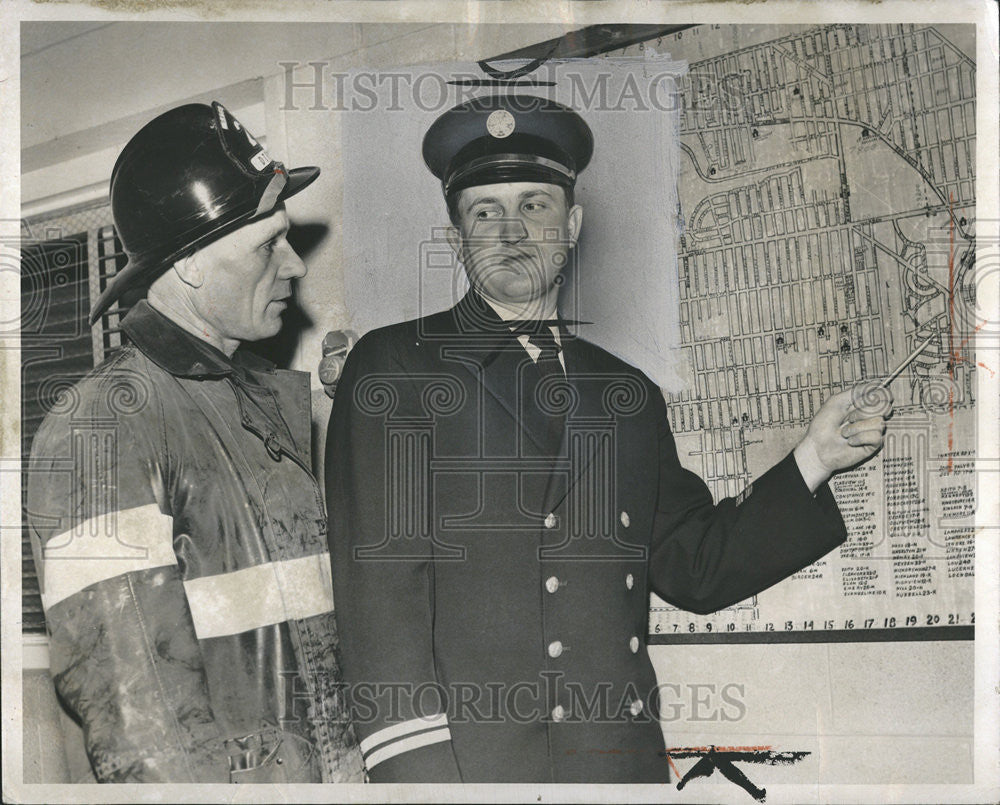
19 21 974 788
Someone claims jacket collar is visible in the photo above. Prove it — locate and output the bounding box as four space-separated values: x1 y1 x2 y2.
450 291 521 336
120 300 276 380
438 293 528 369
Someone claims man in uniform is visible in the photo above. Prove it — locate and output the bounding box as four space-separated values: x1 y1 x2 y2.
27 102 362 783
325 95 891 783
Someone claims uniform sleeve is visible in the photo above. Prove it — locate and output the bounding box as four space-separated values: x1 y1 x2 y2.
326 335 463 783
26 368 228 782
648 393 847 615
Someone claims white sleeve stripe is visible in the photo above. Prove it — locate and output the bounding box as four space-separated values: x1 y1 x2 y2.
39 503 176 610
359 712 449 755
184 552 334 640
364 727 452 771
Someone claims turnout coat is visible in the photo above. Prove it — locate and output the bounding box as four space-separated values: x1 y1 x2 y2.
28 302 362 783
326 292 847 783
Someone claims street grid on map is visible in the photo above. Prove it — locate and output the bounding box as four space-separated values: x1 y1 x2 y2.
608 24 978 640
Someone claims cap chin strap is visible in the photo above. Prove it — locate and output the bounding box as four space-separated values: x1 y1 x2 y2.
255 166 288 216
444 154 575 194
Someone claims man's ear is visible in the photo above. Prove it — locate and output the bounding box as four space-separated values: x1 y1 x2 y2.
171 251 205 289
445 226 463 262
567 204 583 247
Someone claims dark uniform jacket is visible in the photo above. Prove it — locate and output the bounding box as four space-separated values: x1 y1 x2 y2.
28 302 363 783
326 292 846 783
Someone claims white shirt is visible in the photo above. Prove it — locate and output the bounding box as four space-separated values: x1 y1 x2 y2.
480 295 567 374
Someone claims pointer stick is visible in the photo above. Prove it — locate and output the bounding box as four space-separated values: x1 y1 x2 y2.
878 334 936 389
843 334 935 421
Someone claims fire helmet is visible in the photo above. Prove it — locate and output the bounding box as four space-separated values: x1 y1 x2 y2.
90 101 319 324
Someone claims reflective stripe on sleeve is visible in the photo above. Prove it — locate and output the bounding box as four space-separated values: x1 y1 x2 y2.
183 551 335 639
39 503 176 610
359 714 452 771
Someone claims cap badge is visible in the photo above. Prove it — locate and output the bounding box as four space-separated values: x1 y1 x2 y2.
486 109 515 139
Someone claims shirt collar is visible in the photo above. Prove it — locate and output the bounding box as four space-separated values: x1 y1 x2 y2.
120 300 276 379
479 293 564 359
442 292 568 371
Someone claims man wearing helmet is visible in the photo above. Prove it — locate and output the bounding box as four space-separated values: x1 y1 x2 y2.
26 102 362 783
325 95 892 783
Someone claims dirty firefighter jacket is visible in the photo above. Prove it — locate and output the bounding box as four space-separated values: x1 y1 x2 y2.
27 301 363 783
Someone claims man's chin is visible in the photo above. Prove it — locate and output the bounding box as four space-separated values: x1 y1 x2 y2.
486 286 550 308
472 255 543 278
248 318 284 343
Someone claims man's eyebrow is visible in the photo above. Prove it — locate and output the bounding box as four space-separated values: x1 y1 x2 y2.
259 222 289 244
518 189 556 201
464 196 501 212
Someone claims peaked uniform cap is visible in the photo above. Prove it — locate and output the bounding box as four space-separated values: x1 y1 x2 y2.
422 95 593 195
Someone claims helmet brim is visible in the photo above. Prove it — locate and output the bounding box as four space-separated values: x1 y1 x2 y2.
89 165 320 326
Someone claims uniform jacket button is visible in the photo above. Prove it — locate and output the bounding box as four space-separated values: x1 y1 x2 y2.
629 699 644 717
551 705 566 722
620 510 630 527
544 513 558 529
629 635 640 654
548 640 563 658
625 573 635 590
545 576 560 594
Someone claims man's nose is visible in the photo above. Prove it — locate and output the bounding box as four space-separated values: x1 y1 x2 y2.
277 241 308 279
498 217 528 245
